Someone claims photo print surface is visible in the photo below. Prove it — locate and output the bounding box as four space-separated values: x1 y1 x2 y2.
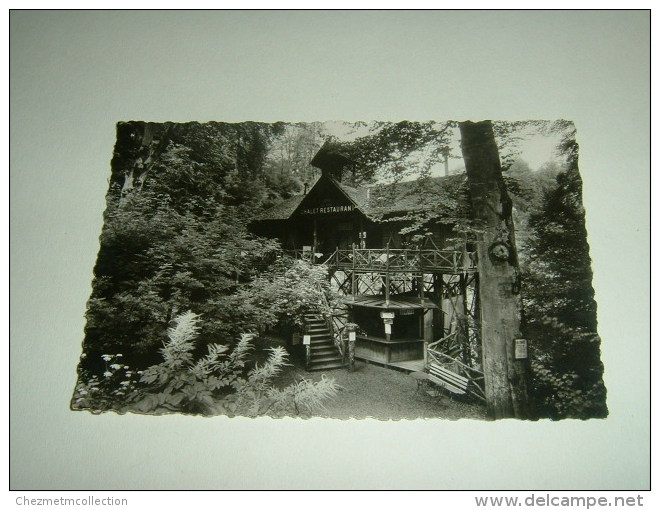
72 120 607 420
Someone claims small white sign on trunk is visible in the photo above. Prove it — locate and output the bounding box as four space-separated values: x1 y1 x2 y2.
514 338 528 359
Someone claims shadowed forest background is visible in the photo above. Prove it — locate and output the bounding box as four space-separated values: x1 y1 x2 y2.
73 120 607 419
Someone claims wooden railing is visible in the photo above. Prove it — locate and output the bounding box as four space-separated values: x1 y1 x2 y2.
284 249 338 265
327 247 477 273
285 247 476 273
312 276 347 361
427 332 486 402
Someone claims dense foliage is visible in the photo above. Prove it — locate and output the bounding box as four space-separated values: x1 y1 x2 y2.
334 120 457 183
234 260 342 329
83 122 294 372
520 143 607 419
77 121 344 414
74 312 339 416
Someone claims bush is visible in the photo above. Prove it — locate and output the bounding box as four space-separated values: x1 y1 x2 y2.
72 311 339 417
235 259 343 331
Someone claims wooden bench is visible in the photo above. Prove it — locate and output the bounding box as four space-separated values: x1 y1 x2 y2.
427 362 469 398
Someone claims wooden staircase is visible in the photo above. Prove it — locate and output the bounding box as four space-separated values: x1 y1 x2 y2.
304 313 345 371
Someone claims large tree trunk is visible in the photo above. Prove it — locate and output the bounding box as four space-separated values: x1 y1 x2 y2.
460 120 531 420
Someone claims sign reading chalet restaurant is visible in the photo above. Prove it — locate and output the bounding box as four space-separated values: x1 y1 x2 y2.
300 204 354 215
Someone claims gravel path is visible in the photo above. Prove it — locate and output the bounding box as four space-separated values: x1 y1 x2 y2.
272 360 487 421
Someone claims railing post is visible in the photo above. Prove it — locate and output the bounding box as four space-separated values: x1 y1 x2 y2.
385 244 390 306
347 323 356 372
351 244 357 301
417 245 425 305
303 323 311 371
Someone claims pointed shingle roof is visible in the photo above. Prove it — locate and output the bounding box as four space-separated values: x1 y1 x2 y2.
254 173 469 222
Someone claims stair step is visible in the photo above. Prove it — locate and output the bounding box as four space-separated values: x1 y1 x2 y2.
310 341 332 347
310 346 338 355
308 361 345 371
311 345 334 351
310 341 335 348
310 338 334 345
311 351 343 362
310 337 333 343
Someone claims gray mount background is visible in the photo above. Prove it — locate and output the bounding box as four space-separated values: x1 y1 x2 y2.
10 10 650 489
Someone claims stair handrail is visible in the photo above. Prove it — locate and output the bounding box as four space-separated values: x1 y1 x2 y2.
426 337 486 401
313 278 346 360
427 330 458 351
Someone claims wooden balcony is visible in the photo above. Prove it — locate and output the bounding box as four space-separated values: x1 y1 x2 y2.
326 248 477 274
284 247 476 274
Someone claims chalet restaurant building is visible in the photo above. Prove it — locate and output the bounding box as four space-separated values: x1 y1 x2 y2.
252 146 481 378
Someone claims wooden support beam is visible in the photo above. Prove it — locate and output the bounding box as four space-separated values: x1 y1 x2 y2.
438 274 445 336
384 244 391 306
313 218 318 263
460 273 472 367
351 244 357 300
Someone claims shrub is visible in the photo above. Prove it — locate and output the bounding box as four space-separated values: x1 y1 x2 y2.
236 259 343 331
73 311 340 417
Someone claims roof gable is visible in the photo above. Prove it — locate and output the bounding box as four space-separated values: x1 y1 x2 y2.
254 173 470 223
291 175 366 217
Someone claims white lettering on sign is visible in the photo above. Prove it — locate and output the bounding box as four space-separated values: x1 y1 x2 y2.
300 205 354 215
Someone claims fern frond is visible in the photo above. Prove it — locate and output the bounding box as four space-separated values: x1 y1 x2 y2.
292 375 340 414
228 333 254 367
167 311 201 346
247 346 289 388
189 343 230 379
159 311 201 364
